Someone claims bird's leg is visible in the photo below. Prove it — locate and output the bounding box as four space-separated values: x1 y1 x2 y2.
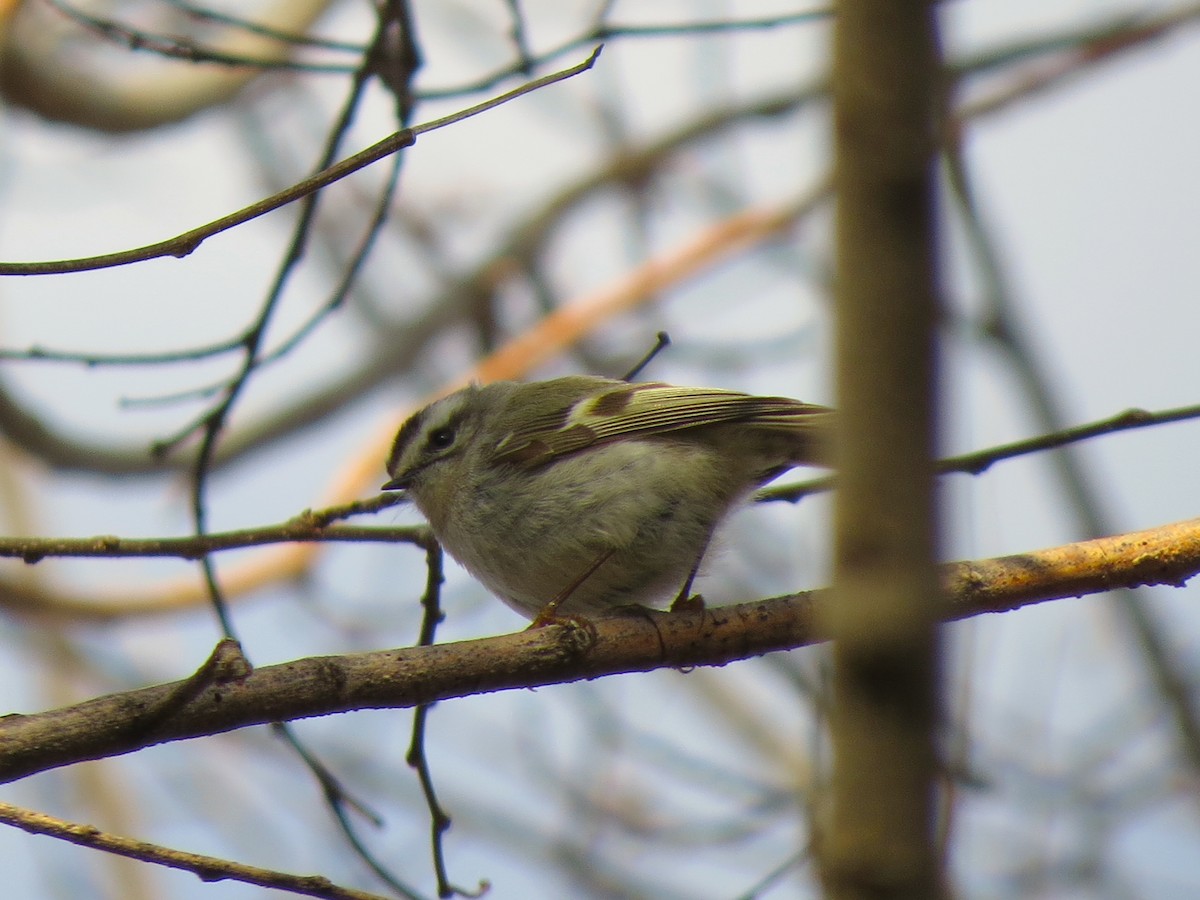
669 531 712 613
529 548 616 628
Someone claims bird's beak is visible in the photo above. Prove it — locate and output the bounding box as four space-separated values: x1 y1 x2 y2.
381 475 409 492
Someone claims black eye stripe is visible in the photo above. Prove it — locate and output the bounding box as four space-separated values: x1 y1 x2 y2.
387 407 428 472
387 406 462 474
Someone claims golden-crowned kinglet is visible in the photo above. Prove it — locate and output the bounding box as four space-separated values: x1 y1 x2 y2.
382 376 832 621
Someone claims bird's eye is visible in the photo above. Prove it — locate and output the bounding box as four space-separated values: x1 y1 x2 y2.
427 426 456 451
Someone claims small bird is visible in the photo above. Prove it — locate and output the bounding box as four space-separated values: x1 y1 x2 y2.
382 376 832 622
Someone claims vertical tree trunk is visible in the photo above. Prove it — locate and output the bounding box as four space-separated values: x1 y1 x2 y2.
824 3 945 898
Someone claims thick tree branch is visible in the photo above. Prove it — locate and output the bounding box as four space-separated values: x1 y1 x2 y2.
2 518 1196 785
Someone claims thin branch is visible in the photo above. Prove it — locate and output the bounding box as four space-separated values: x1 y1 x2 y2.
938 404 1200 475
0 47 601 276
46 0 356 73
416 9 831 101
270 725 426 900
161 0 366 53
0 801 391 900
761 401 1200 503
0 335 247 365
0 522 422 564
177 0 428 644
124 133 414 412
403 542 485 898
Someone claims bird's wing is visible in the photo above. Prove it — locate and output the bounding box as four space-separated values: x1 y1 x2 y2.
493 381 831 467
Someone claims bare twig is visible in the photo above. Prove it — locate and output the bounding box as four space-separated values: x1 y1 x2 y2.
0 520 421 563
0 47 601 276
161 0 365 53
761 401 1200 503
45 0 356 73
404 542 487 898
0 801 392 900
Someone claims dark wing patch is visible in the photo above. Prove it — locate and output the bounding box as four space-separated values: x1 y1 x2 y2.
587 385 639 417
